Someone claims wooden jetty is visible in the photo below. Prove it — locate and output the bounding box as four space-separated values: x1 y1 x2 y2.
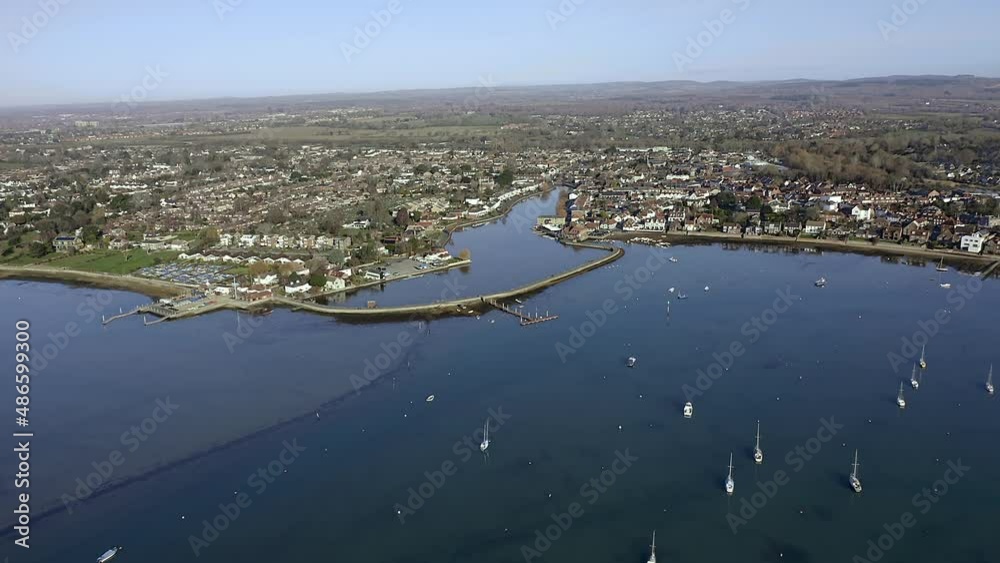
102 303 179 325
484 298 559 326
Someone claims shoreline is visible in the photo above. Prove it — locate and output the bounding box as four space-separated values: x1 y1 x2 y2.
611 231 1000 267
0 265 190 298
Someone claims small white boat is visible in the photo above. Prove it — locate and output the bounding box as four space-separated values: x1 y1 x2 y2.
849 450 863 493
919 345 927 370
479 420 490 453
704 286 710 292
627 356 637 368
683 402 693 419
815 277 827 288
987 364 994 396
668 287 675 294
910 364 919 390
669 257 679 263
936 258 948 273
897 382 907 409
753 420 763 464
940 283 952 289
647 530 657 563
425 395 435 402
725 452 735 495
677 293 688 300
97 547 123 563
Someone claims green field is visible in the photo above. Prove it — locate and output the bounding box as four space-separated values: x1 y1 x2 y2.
10 249 181 275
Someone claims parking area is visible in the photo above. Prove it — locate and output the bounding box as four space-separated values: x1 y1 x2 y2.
136 263 236 285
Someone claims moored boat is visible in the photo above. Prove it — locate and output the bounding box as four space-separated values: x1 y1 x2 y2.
849 450 862 493
683 402 694 419
753 420 763 464
97 546 123 563
725 453 735 495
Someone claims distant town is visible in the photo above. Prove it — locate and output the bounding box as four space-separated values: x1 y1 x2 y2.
2 77 999 301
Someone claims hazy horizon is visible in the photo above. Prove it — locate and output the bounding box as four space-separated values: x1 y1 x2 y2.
4 0 1000 108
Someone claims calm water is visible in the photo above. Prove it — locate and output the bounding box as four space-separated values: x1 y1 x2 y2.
2 194 999 563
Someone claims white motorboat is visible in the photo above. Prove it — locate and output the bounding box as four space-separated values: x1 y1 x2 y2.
683 402 693 419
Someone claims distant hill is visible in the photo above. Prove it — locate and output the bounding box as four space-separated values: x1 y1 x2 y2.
4 75 1000 118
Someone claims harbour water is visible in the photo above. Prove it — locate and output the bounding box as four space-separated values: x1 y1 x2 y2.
2 193 999 563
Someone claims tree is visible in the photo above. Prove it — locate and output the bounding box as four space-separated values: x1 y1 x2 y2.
496 168 515 187
309 272 328 288
28 241 50 258
459 248 471 261
249 262 271 278
395 208 411 228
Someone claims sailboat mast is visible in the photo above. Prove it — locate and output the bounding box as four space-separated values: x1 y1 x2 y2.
852 450 859 477
755 421 761 449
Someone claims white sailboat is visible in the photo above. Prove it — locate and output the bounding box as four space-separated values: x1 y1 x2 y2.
725 452 735 495
849 450 863 493
479 420 490 453
919 345 927 370
897 382 907 409
936 258 948 273
987 364 994 396
910 364 919 390
683 401 693 419
753 421 763 464
646 530 657 563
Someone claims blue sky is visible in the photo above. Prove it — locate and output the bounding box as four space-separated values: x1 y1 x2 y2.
2 0 999 107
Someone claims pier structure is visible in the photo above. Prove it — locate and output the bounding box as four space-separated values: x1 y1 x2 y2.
484 298 559 326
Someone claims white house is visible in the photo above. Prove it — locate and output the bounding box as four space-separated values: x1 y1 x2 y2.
284 283 311 295
254 274 279 286
324 278 347 292
851 206 874 222
960 232 987 254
